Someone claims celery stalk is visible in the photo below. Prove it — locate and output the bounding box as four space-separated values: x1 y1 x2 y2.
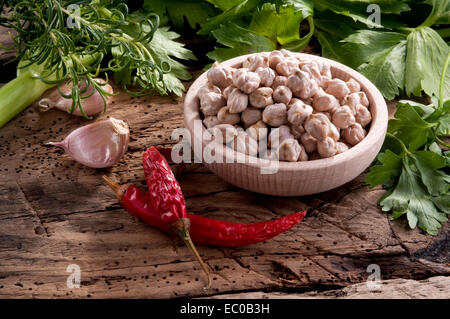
0 70 53 128
0 54 100 128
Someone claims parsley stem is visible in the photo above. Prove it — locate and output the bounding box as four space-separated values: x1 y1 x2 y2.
386 133 413 156
439 52 450 110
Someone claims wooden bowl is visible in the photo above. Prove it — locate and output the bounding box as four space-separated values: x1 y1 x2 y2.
184 53 388 196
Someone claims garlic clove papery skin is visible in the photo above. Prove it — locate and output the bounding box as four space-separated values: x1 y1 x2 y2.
38 79 113 117
48 117 129 168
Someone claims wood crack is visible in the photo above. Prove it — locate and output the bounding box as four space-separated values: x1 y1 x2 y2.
15 180 49 237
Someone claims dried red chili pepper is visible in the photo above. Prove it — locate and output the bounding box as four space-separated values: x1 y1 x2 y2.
103 181 306 247
141 146 211 286
103 147 307 286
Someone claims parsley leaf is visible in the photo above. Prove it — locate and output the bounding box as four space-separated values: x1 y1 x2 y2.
205 2 314 61
116 14 196 96
366 150 402 188
379 157 448 235
144 0 215 29
405 27 450 98
207 23 276 61
387 103 435 151
366 58 450 235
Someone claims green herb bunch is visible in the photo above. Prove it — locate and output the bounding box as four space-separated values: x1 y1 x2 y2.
366 54 450 235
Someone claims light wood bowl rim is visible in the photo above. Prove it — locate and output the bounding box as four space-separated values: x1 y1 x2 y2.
184 52 388 172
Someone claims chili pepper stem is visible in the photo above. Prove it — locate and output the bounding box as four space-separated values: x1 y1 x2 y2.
102 175 127 201
170 218 211 288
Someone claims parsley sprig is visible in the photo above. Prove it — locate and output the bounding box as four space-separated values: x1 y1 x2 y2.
366 53 450 235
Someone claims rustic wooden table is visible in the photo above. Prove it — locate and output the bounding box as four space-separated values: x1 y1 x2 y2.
0 33 448 297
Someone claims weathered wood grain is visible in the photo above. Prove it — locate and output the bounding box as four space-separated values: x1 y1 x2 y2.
0 72 448 298
207 276 450 299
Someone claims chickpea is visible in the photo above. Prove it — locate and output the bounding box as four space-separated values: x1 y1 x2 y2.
200 92 225 116
207 62 233 87
313 89 340 112
268 125 294 148
342 123 366 146
301 80 319 100
325 79 350 99
242 54 269 72
269 50 284 69
198 83 221 100
280 49 294 57
275 57 299 76
249 87 273 108
344 92 369 111
241 107 262 126
262 103 288 127
228 88 248 113
287 98 301 109
247 120 268 141
211 124 238 144
222 85 236 100
300 61 321 83
336 141 349 154
319 61 332 78
272 75 288 89
273 85 293 104
300 132 317 153
359 92 369 107
346 78 360 93
317 137 337 158
255 67 276 87
278 138 301 162
355 104 372 127
290 123 305 139
287 100 313 126
217 106 240 125
286 69 309 97
230 130 258 156
332 105 356 129
203 116 221 129
232 68 261 94
298 145 309 162
304 113 332 141
314 109 332 121
329 123 340 141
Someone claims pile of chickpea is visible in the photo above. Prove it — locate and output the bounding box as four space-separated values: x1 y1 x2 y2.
198 50 372 162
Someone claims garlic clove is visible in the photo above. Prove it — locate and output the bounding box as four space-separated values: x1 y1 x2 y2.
48 117 129 168
38 78 113 117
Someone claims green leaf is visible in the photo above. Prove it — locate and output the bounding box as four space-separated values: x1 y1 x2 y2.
420 0 450 28
207 23 276 61
206 0 244 11
199 0 265 35
388 104 434 151
412 151 449 196
358 40 406 100
380 158 448 236
117 19 196 96
405 27 450 98
280 0 314 18
312 0 408 27
144 0 215 29
341 30 407 68
366 150 403 188
247 3 313 49
146 27 196 96
431 194 450 213
436 113 450 136
397 100 435 118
